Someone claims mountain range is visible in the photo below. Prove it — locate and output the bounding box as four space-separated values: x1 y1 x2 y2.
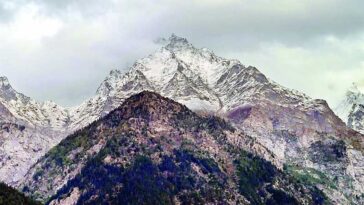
0 34 364 204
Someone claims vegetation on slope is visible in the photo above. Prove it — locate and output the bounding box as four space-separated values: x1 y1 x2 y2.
235 152 329 205
0 183 41 205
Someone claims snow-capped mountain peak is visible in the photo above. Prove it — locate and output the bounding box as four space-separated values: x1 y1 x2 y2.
96 69 123 96
0 76 19 96
0 76 10 88
335 83 364 133
165 33 192 50
162 35 236 86
335 83 364 121
0 76 19 102
346 83 364 104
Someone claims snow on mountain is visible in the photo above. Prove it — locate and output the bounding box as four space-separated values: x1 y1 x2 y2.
69 34 228 128
335 83 364 134
83 34 344 139
0 76 73 184
348 104 364 133
0 76 69 131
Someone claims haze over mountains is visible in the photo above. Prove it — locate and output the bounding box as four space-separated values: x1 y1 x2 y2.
0 34 364 204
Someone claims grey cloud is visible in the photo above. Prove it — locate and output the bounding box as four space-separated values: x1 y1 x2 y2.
154 0 364 50
33 0 114 18
0 5 10 22
0 0 21 22
1 0 364 107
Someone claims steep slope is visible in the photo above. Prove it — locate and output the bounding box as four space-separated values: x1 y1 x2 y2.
0 77 69 185
218 75 364 204
216 66 364 204
0 122 64 186
335 83 364 134
21 92 327 205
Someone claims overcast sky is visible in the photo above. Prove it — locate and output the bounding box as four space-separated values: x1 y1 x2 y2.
0 0 364 107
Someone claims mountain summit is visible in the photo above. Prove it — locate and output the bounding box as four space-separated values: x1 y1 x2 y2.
0 76 10 87
166 33 191 48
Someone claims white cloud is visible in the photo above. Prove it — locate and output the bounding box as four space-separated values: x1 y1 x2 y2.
0 3 62 44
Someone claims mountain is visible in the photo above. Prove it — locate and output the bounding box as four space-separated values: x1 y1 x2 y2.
0 77 69 185
335 83 364 134
1 34 364 204
68 34 229 129
65 34 364 203
69 34 349 138
20 92 327 205
0 182 41 205
0 34 288 184
0 76 70 130
348 104 364 133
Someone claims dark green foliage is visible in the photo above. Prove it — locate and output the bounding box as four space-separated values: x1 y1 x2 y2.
48 146 227 205
66 155 175 205
46 132 91 167
283 165 331 205
284 164 337 190
265 188 299 205
309 187 329 205
200 116 235 133
234 151 329 205
235 151 291 205
174 110 235 135
0 183 41 205
116 156 174 205
309 139 347 163
32 168 44 181
174 149 222 175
